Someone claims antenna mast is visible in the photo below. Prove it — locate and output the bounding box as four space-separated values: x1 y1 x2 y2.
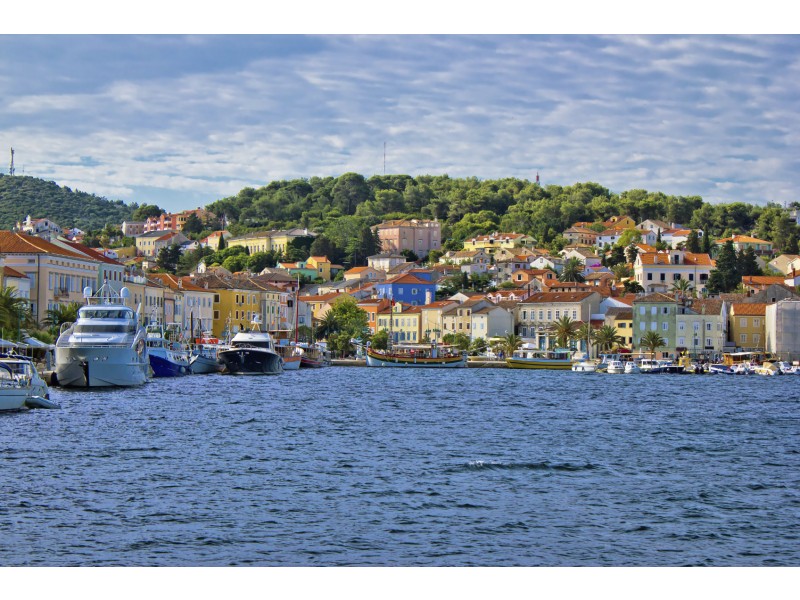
9 147 15 176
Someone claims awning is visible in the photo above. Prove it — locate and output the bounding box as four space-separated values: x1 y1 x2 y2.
22 337 55 349
0 338 18 348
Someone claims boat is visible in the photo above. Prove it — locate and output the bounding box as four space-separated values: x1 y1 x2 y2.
275 343 302 371
571 359 597 372
54 283 149 387
299 343 331 368
754 361 782 376
505 347 573 370
639 358 685 374
0 353 50 399
623 361 641 374
605 359 626 374
188 340 225 374
0 362 32 411
366 343 467 367
217 317 283 375
146 322 190 377
776 361 800 374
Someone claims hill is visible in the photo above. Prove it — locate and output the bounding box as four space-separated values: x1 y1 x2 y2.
0 174 134 231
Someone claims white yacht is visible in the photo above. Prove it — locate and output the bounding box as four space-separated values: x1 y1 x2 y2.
54 283 149 387
0 355 50 399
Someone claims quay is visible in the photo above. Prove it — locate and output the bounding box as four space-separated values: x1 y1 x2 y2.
467 358 507 368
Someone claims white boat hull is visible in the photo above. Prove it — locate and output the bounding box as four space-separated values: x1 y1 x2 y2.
0 386 28 411
55 346 149 387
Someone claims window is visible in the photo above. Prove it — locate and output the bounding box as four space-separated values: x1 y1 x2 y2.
754 334 761 345
678 337 685 346
689 273 694 281
522 310 527 321
740 318 747 328
662 307 669 315
740 333 747 344
660 273 666 281
754 318 760 327
647 273 653 281
538 310 544 320
706 323 712 331
572 310 577 319
640 322 646 331
679 322 685 331
674 273 681 280
651 321 657 330
640 306 645 315
547 310 552 320
214 310 220 320
651 307 657 315
662 322 669 331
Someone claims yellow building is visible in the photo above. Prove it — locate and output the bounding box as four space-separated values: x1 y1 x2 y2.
192 273 263 338
305 256 332 281
463 232 536 255
376 302 422 344
226 228 315 255
604 306 634 348
420 300 458 343
730 303 767 350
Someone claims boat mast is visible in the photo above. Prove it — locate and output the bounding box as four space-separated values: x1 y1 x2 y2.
294 274 300 345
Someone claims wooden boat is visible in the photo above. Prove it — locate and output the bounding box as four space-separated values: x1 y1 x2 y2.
366 343 467 368
506 348 573 370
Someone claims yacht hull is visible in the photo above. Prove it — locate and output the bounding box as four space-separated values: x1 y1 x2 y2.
54 347 148 387
218 348 283 375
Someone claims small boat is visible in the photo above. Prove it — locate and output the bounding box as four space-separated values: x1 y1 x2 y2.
506 347 573 370
605 360 626 374
571 360 597 372
217 317 283 375
0 362 31 411
366 343 467 368
753 361 782 376
776 361 800 374
623 361 641 374
188 344 225 374
54 283 149 387
638 358 665 374
146 323 190 377
0 353 50 399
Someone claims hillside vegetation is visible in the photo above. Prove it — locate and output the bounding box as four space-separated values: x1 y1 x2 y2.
0 174 134 231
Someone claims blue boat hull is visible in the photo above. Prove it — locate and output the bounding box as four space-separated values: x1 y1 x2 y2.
149 353 189 377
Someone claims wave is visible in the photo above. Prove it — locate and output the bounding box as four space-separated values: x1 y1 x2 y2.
448 460 599 473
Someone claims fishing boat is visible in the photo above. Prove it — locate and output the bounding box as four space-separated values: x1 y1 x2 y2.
188 339 225 374
366 343 467 367
217 317 283 375
54 283 149 387
146 322 190 377
505 347 573 370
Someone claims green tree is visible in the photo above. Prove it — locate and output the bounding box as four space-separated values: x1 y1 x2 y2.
640 330 666 358
316 296 369 345
494 332 522 358
623 280 645 293
559 257 586 283
155 243 182 273
469 337 487 356
706 240 739 293
370 329 389 350
686 230 701 253
625 243 639 264
737 247 762 277
594 324 625 352
671 278 695 298
132 203 164 221
442 332 471 351
549 315 580 349
181 213 204 236
0 287 31 341
43 302 81 332
332 172 370 215
617 228 642 248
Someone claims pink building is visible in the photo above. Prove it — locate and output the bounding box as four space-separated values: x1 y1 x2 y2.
373 219 441 257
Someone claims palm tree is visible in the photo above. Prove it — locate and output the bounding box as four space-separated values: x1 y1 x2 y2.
315 309 338 340
671 278 694 298
0 287 31 341
495 332 522 357
576 322 596 356
559 257 586 283
43 301 82 332
640 330 666 359
594 324 625 353
549 315 580 350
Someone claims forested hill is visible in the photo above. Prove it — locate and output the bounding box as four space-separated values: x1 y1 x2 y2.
208 173 796 253
0 174 134 231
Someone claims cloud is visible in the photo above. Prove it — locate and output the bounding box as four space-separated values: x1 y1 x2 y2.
0 34 798 212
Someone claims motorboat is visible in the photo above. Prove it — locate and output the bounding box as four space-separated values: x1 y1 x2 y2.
623 361 641 374
54 283 149 387
605 360 626 374
638 358 664 374
753 361 782 376
571 360 597 372
0 362 31 411
146 322 190 377
0 354 50 399
217 317 283 375
188 343 225 374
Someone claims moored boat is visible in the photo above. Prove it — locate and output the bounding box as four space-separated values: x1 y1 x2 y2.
54 283 149 387
366 343 467 368
217 317 283 375
0 362 31 411
605 360 626 374
146 322 190 377
571 360 597 372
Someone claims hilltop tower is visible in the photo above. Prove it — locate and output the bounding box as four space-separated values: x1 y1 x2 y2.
9 147 15 176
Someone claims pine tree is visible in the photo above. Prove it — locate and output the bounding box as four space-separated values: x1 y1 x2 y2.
706 240 738 293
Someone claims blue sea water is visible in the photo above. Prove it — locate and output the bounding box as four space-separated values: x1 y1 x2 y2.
1 368 799 566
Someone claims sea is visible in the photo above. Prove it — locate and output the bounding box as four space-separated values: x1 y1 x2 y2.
1 367 799 567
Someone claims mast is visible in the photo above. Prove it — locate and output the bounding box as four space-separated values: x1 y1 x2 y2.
294 274 300 345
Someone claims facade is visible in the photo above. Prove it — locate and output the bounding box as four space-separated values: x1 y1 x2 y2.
674 298 727 360
374 219 441 256
367 253 407 272
633 249 714 294
516 291 603 350
147 273 216 336
603 307 634 348
765 299 800 361
15 215 63 240
226 228 316 255
374 274 437 306
563 226 598 246
439 249 491 266
143 208 216 233
441 299 492 340
632 292 680 359
462 232 536 255
135 230 190 257
729 303 767 351
715 235 773 256
121 221 145 237
344 266 385 283
375 303 422 344
470 304 515 343
419 300 458 343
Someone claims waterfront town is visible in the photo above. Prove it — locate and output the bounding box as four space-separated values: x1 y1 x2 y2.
2 208 800 364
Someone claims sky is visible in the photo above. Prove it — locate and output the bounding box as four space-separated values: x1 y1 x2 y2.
1 14 799 215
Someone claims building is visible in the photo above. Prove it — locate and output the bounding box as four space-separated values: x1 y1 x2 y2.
633 249 714 294
135 230 190 257
715 235 773 256
562 226 598 247
674 298 727 360
367 253 408 272
226 228 316 255
374 274 437 306
516 291 603 350
373 219 441 256
147 273 216 337
419 300 458 343
765 299 800 361
343 266 385 283
631 292 681 359
15 215 63 240
462 232 536 255
729 303 767 351
121 221 145 237
143 208 216 233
